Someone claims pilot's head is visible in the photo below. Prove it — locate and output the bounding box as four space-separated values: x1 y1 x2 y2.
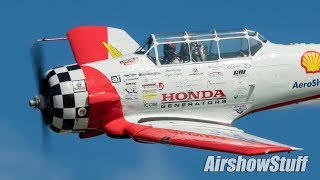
165 43 176 53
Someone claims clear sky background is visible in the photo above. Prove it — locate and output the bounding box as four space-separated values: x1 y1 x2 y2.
0 0 319 179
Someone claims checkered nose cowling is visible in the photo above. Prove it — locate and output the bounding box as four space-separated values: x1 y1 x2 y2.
42 64 89 133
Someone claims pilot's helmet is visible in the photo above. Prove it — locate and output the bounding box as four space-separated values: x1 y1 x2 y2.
167 43 176 53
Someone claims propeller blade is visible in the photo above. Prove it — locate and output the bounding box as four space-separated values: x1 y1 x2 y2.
31 41 51 153
31 42 44 91
42 115 51 153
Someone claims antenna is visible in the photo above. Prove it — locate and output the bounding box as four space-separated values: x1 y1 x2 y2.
36 37 68 42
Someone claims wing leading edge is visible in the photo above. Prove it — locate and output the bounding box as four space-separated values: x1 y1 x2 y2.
124 120 301 155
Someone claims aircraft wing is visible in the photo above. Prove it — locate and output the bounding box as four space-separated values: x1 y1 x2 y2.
125 120 301 155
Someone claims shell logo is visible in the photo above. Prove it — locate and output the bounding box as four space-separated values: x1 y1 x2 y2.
301 51 320 73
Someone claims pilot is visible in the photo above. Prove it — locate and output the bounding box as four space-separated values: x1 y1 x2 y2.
191 42 207 62
179 43 190 63
163 43 178 64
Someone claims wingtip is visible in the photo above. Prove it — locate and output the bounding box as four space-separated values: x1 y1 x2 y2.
290 147 303 151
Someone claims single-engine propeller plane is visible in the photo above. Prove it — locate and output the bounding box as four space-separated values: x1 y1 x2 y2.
29 26 320 155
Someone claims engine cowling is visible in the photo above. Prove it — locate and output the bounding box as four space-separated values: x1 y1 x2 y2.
30 63 125 137
41 64 89 133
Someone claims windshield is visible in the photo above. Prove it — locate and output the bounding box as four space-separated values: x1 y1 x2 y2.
135 37 153 54
258 33 268 43
248 29 268 43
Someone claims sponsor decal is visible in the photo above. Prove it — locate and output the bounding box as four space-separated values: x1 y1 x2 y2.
209 72 223 78
142 83 157 89
125 87 137 94
165 68 182 77
232 104 247 114
204 155 308 172
125 82 137 86
158 82 164 90
143 101 157 108
123 77 138 82
120 57 140 66
139 72 161 76
301 51 320 73
124 91 139 100
102 41 122 58
233 70 246 76
142 82 163 90
233 88 248 100
175 79 200 88
189 68 204 76
111 75 121 83
227 63 251 69
143 93 157 99
123 73 138 83
123 73 137 77
207 81 225 87
123 78 138 82
72 80 86 92
162 90 225 101
77 107 87 117
292 79 320 89
142 89 157 94
173 80 186 88
125 96 139 101
161 90 226 108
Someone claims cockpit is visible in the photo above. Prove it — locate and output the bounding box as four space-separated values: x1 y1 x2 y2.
135 28 268 65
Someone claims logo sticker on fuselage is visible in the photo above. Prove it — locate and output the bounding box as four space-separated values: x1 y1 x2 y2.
301 51 320 73
72 80 86 92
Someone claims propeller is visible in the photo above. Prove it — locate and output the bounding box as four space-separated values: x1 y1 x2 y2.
30 40 51 152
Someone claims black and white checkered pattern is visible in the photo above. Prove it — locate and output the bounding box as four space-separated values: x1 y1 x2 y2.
44 64 89 133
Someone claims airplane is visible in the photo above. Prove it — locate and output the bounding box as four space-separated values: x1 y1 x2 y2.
29 25 320 155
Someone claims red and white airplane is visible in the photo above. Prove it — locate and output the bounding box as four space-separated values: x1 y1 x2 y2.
29 26 320 155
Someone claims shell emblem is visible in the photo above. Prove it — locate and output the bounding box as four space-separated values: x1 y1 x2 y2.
301 51 320 73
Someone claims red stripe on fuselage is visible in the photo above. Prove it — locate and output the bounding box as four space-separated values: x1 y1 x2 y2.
250 94 320 113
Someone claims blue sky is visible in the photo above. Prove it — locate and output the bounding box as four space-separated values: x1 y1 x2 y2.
1 0 319 179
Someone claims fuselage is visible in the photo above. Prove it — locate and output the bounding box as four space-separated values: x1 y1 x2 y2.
82 41 320 125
